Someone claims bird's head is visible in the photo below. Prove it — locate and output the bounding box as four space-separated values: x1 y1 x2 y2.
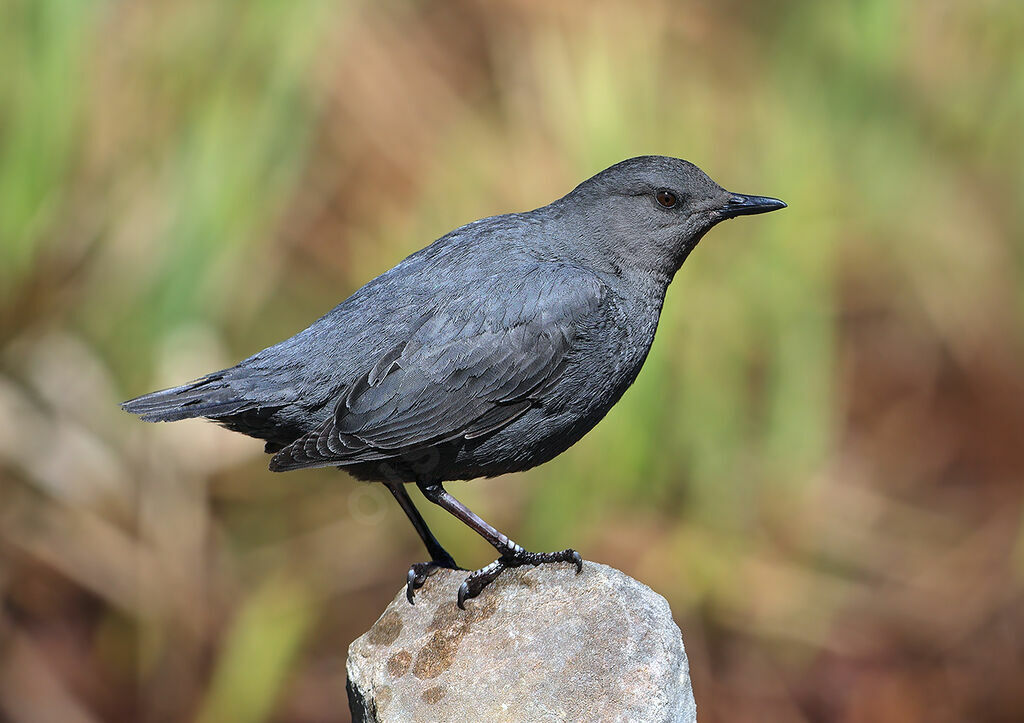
560 155 785 280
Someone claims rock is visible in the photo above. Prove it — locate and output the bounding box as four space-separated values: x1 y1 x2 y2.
346 561 696 722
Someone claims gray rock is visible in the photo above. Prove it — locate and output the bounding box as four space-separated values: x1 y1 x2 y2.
346 562 695 722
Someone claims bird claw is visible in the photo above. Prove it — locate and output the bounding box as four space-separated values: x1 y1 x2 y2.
457 559 506 609
570 549 583 574
405 559 459 604
457 548 583 609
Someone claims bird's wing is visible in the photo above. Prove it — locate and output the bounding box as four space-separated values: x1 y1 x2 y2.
269 267 605 472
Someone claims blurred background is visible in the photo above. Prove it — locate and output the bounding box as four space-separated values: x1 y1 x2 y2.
2 0 1023 720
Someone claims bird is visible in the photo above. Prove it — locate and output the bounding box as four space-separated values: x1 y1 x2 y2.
122 155 785 608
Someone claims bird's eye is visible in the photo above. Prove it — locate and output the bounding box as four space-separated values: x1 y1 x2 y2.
655 190 677 208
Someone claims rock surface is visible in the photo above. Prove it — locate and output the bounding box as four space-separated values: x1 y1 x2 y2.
346 561 695 722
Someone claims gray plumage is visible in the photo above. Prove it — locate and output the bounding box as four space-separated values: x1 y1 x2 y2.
124 155 784 606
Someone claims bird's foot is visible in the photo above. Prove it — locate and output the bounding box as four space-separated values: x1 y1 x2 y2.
457 548 582 610
406 555 460 604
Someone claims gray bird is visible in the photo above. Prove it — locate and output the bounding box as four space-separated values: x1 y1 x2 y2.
123 156 785 608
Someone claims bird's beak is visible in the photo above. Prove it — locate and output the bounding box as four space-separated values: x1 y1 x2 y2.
719 193 787 219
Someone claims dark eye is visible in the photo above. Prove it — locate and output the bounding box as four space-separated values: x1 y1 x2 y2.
655 190 677 208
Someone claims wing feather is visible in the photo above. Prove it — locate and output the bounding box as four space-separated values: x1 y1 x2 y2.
269 268 604 473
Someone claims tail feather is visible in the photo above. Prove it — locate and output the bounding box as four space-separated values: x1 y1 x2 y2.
122 372 251 422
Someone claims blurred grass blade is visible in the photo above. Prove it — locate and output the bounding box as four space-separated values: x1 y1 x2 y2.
195 578 316 723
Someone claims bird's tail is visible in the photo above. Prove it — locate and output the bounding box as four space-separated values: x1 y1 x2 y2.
121 371 252 422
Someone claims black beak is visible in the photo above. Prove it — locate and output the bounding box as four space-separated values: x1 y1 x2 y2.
719 193 787 219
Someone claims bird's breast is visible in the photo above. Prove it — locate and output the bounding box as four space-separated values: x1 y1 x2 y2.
569 292 662 413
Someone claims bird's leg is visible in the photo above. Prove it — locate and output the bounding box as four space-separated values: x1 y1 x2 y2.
417 481 582 609
383 482 460 603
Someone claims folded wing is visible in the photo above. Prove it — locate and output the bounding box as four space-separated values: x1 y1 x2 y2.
269 268 604 472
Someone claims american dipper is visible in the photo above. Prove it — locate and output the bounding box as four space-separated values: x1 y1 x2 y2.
123 156 785 607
